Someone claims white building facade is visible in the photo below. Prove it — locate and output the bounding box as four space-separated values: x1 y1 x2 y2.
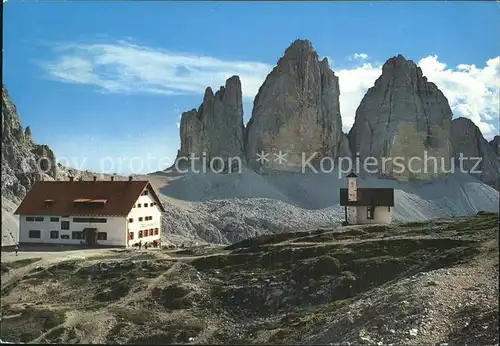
126 189 163 246
15 178 165 247
19 215 127 247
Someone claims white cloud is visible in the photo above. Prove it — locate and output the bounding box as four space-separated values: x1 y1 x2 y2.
41 41 499 141
41 41 271 99
416 55 499 137
352 53 368 60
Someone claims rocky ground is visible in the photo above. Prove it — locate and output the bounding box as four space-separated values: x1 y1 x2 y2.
1 212 498 345
155 168 499 246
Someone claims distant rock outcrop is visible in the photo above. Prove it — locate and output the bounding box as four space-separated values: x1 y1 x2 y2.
1 87 57 201
489 135 499 157
348 55 453 180
245 39 345 172
177 76 245 171
451 117 499 188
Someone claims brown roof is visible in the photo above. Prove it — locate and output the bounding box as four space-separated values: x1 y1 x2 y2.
14 180 166 217
340 188 394 207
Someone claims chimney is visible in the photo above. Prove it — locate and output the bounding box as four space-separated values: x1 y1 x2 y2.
93 176 97 182
69 176 74 182
128 176 133 182
111 176 114 182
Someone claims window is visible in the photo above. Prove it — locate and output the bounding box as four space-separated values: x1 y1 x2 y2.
137 204 142 208
149 229 154 236
97 232 107 241
141 190 149 196
61 234 70 239
50 231 59 239
144 203 149 207
138 231 143 238
154 228 159 235
29 230 41 238
367 207 375 220
50 217 59 222
72 218 107 223
34 217 44 222
144 216 152 221
61 221 70 230
388 206 391 212
128 232 134 240
128 218 134 223
72 232 84 240
26 217 35 222
138 217 143 222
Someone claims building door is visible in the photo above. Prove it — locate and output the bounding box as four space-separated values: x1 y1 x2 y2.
83 228 97 246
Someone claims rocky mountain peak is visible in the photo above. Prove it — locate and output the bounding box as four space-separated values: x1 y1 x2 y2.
378 54 424 84
281 39 315 57
176 76 245 171
274 39 322 76
348 55 453 180
24 126 32 142
245 39 346 172
1 87 58 200
204 87 215 100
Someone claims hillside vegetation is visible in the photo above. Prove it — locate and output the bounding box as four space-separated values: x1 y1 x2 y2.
1 212 498 345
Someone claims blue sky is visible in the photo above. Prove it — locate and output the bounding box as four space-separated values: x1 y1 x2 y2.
3 1 499 175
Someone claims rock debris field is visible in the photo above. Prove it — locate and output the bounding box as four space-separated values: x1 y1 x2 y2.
156 168 499 245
